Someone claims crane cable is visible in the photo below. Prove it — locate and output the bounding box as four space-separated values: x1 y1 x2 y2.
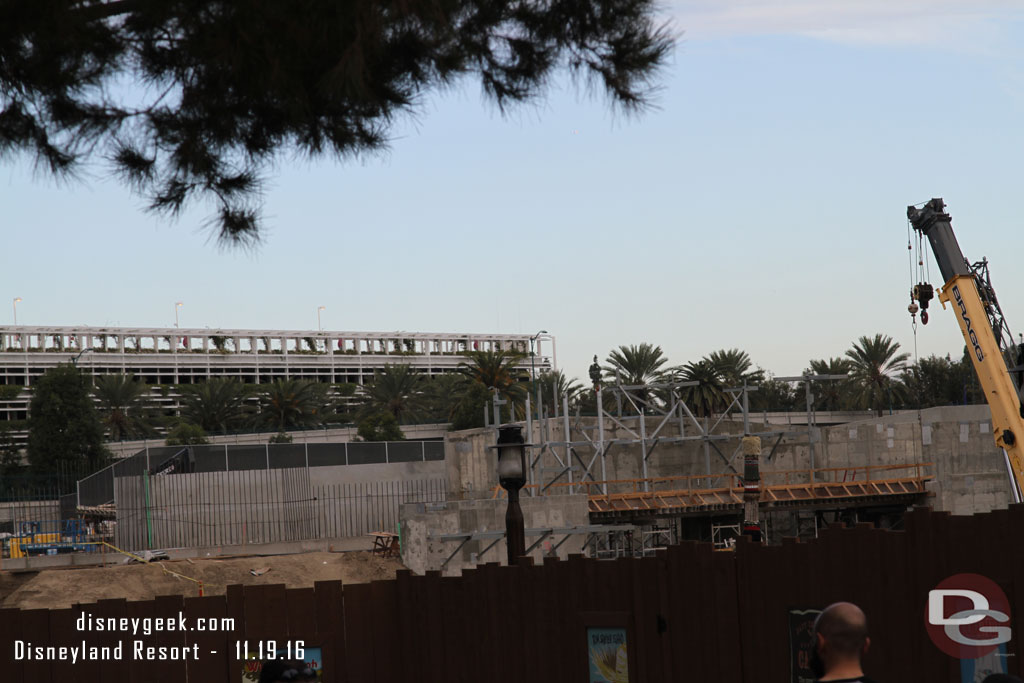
907 219 918 335
907 218 925 469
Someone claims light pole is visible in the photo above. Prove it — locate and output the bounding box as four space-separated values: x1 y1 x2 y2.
174 301 183 328
318 306 326 332
493 425 527 564
529 330 548 383
12 297 21 325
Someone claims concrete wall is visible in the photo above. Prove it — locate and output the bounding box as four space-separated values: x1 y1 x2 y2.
307 460 443 485
105 423 450 458
820 406 1013 515
444 405 1014 515
399 494 589 576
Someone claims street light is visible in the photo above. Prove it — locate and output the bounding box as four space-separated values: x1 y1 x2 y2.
12 297 21 325
174 301 183 328
317 306 326 332
492 425 527 564
529 330 548 383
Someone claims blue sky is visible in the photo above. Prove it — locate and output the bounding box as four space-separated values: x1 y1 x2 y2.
4 1 1024 385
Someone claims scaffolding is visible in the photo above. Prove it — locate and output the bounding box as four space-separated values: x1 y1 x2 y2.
519 373 850 496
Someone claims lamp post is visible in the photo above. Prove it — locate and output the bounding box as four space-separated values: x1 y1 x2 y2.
318 306 326 332
493 425 527 564
174 301 183 328
12 297 21 325
529 330 547 383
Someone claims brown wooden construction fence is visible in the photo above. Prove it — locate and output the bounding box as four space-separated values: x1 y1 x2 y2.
2 504 1023 682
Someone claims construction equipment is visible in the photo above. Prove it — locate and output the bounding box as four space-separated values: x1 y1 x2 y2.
16 519 94 557
907 198 1024 500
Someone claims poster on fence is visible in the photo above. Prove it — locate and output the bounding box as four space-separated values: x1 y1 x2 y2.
587 626 630 683
240 646 323 682
789 607 822 683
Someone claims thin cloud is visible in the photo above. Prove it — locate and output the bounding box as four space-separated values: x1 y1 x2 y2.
672 0 1023 48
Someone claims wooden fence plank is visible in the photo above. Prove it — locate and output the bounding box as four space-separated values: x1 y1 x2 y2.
504 564 529 683
1008 503 1024 677
734 538 759 683
151 593 187 683
21 608 54 683
124 598 156 682
458 567 481 683
542 557 569 683
393 571 417 683
46 607 81 683
225 584 247 680
342 583 374 683
0 607 25 682
92 598 129 682
243 584 288 642
285 587 318 644
663 543 689 681
313 580 345 683
183 593 231 683
517 562 542 683
632 555 663 683
712 542 743 681
370 581 399 683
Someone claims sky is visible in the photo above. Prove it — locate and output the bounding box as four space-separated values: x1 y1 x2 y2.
5 1 1024 385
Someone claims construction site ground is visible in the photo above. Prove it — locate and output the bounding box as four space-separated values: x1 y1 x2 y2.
0 550 404 610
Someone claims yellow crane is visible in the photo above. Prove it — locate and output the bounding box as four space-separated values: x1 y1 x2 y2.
907 198 1024 500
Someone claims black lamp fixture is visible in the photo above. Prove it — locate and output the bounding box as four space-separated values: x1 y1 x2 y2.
493 425 528 564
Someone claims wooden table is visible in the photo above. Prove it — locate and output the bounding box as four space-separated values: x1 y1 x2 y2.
370 531 399 557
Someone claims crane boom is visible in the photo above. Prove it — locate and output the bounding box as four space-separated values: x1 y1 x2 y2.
907 198 1024 497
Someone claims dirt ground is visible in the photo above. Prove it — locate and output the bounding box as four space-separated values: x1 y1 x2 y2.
0 550 405 610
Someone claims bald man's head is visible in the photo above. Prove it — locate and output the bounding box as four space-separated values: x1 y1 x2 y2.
815 602 869 658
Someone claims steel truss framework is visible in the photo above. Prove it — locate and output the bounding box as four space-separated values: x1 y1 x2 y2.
520 374 849 497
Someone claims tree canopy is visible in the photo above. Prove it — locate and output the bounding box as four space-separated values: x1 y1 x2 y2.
177 377 248 432
252 379 330 432
0 0 673 244
27 364 109 471
458 349 528 410
360 364 424 423
94 372 155 441
845 334 910 416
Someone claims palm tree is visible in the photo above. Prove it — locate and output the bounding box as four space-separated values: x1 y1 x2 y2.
675 360 726 417
845 334 909 416
603 343 670 407
93 373 155 441
359 364 424 423
252 379 329 432
529 370 583 414
422 373 472 423
706 348 764 387
806 357 854 411
749 373 797 412
458 349 528 409
177 378 248 433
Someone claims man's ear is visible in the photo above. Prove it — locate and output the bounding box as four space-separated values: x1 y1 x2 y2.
863 636 871 656
817 633 826 651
